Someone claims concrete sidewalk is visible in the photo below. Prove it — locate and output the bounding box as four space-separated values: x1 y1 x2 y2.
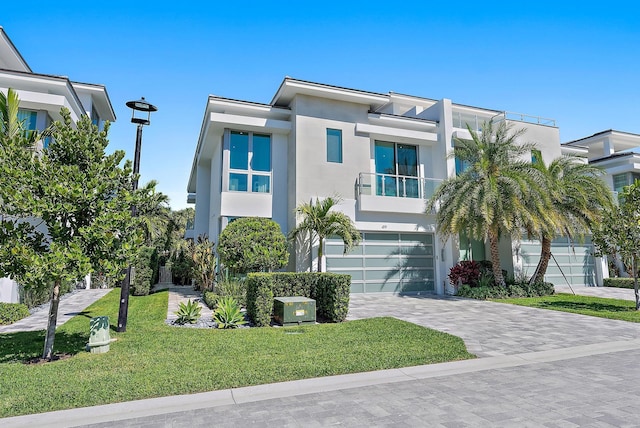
0 288 112 334
555 284 637 301
166 286 213 322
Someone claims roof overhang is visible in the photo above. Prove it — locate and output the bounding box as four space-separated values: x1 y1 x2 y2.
563 130 640 152
0 27 31 72
71 82 116 122
271 77 389 109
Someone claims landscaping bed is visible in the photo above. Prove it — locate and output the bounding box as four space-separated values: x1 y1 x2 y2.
0 289 474 418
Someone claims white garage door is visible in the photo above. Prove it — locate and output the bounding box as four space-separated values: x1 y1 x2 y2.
520 237 596 286
325 232 435 294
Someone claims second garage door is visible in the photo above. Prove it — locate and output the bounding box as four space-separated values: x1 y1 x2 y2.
325 232 435 294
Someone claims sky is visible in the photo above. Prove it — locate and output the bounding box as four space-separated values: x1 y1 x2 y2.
2 1 639 209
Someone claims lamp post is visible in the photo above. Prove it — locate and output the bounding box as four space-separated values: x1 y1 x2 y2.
117 97 157 333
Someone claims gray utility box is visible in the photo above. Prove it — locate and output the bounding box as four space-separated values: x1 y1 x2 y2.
273 297 316 326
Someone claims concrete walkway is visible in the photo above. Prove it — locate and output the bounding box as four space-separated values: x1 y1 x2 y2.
555 284 637 301
4 287 640 426
166 286 213 322
0 288 112 334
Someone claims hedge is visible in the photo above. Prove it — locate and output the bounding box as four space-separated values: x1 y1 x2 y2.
246 272 351 326
0 302 30 325
456 281 555 300
603 278 636 289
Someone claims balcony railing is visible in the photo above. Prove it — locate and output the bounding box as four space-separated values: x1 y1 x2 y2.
492 111 556 127
358 173 442 200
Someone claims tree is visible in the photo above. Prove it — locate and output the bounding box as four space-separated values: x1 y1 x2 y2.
289 196 360 273
135 180 171 247
528 156 613 284
593 181 640 310
192 235 216 291
427 120 547 287
0 107 145 360
219 217 288 273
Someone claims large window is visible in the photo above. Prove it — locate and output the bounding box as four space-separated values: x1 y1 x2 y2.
228 131 271 193
17 109 37 130
374 141 418 198
327 128 342 163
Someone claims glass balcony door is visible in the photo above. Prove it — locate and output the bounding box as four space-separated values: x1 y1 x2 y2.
374 141 418 198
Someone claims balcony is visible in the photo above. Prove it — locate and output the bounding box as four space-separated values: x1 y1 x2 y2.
357 172 442 214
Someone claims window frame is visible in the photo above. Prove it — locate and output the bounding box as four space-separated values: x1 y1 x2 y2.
326 128 343 163
226 130 272 194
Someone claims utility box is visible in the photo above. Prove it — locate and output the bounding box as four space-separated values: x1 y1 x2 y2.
87 316 113 354
273 297 316 326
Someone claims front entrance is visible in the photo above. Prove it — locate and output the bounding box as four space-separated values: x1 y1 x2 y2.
325 232 435 294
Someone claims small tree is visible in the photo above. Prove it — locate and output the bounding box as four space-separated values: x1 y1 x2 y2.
192 235 216 291
289 196 360 272
0 106 144 360
218 217 288 273
593 181 640 310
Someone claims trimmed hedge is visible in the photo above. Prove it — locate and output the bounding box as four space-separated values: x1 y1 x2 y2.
457 281 555 300
603 278 636 289
0 302 30 325
246 272 351 326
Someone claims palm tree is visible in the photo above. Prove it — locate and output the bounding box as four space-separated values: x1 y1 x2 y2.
0 88 22 139
528 156 613 284
289 196 360 272
427 120 547 287
135 180 171 246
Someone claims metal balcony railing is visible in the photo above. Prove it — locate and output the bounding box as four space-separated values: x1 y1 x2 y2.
358 172 442 200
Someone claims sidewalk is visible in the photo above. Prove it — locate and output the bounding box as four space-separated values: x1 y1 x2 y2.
166 286 213 322
555 284 637 301
0 289 112 334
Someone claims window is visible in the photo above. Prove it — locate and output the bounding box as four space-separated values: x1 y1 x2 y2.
327 129 342 163
531 149 542 165
374 141 418 198
17 109 37 130
91 105 100 127
613 174 628 194
228 131 271 193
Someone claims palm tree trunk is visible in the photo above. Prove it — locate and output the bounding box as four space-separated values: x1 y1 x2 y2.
43 281 61 360
530 235 552 285
317 235 324 273
488 229 505 287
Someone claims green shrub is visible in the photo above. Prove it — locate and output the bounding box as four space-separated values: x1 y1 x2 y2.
218 217 288 274
215 279 246 307
174 299 201 324
171 248 194 285
203 291 221 309
212 296 247 329
0 302 30 325
19 282 74 308
246 272 350 326
603 278 636 289
457 281 554 299
131 247 158 296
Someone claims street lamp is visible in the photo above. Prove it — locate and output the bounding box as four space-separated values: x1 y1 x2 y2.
117 97 157 333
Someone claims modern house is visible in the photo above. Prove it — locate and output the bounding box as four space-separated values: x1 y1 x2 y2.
0 27 116 303
187 77 608 294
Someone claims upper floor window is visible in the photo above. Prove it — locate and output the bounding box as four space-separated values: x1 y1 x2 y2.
531 149 542 165
91 105 100 127
17 109 37 130
374 141 418 198
228 131 271 193
327 128 342 163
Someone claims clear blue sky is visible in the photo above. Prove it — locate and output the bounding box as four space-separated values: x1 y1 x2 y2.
3 2 639 209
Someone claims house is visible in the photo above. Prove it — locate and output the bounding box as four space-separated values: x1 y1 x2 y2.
0 27 116 303
187 77 607 294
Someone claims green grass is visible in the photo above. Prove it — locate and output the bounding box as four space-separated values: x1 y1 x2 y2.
0 290 473 417
496 293 640 322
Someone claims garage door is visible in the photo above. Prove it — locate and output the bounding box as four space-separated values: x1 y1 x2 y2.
520 237 596 286
325 232 435 294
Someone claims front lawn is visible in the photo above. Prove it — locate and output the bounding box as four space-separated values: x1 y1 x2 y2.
496 293 640 322
0 290 473 418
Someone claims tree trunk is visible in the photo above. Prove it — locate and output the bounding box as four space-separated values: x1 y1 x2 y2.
43 281 61 361
634 256 640 311
530 235 552 285
488 229 505 287
317 236 324 273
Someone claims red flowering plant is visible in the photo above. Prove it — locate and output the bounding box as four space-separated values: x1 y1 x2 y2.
448 260 482 287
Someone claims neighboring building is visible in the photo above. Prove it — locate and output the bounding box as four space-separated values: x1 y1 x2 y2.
562 129 640 196
188 77 605 294
0 27 116 303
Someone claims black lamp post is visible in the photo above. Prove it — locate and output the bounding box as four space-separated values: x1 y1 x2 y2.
117 97 157 333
